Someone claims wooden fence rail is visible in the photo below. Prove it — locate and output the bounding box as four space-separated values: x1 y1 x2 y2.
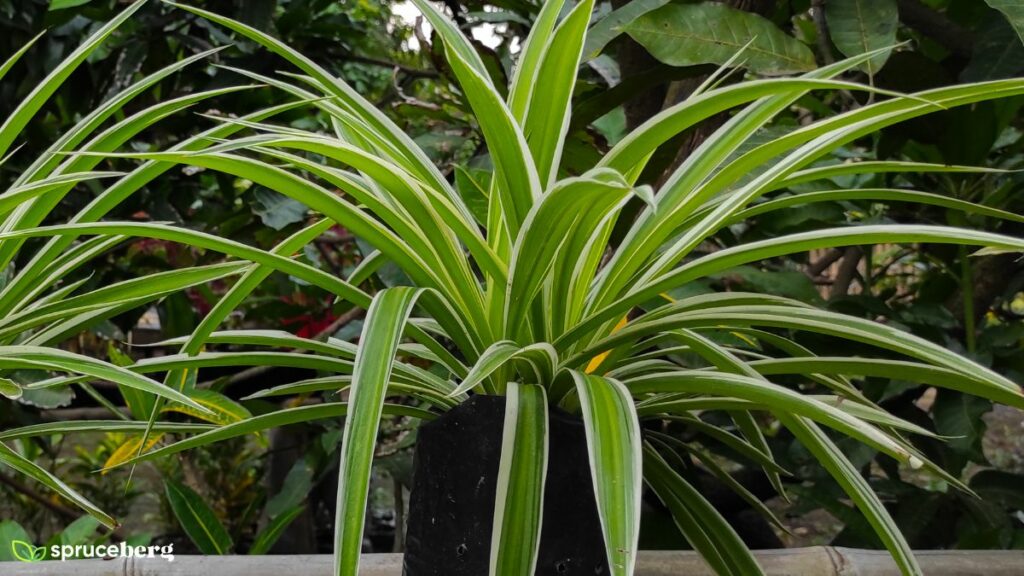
4 548 1023 575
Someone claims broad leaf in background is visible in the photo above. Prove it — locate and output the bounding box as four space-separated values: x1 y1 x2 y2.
48 0 92 11
0 377 21 399
265 458 315 518
249 505 306 555
164 479 233 555
252 188 309 231
824 0 899 76
58 516 100 548
625 2 816 75
961 11 1024 81
932 391 992 475
13 385 75 410
0 520 33 562
583 0 671 61
986 0 1024 43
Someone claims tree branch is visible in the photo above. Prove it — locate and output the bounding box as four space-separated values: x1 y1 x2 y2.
346 54 438 78
830 247 864 298
811 0 835 64
897 0 974 59
0 472 79 522
807 248 845 277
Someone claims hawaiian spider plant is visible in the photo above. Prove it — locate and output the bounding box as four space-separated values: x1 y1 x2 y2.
6 1 1024 576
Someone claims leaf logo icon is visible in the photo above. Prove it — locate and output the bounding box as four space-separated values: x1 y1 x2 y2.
11 540 46 562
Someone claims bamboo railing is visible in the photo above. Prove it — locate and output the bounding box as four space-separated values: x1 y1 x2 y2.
6 548 1024 575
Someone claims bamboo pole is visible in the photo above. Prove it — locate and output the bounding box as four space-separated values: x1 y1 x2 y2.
4 548 1024 575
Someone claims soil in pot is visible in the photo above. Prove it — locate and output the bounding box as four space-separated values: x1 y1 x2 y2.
403 395 609 575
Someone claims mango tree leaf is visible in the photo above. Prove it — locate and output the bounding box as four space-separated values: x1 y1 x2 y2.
962 11 1024 81
986 0 1024 43
825 0 899 76
159 292 198 339
236 0 276 31
584 0 671 61
164 479 233 555
711 266 820 302
624 2 816 75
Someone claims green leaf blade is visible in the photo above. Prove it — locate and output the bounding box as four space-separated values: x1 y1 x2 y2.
825 0 899 75
625 3 816 75
0 441 116 529
249 505 306 555
334 287 422 576
986 0 1024 43
572 372 641 576
490 383 549 576
164 479 233 555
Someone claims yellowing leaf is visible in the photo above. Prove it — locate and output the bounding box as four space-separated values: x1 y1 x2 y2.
585 315 629 374
103 434 164 473
162 389 251 425
0 377 22 400
1010 292 1024 316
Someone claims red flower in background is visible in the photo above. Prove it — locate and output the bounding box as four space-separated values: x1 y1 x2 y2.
281 311 338 339
280 293 338 338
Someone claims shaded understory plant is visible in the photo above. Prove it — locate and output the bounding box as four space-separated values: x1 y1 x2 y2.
3 1 1024 576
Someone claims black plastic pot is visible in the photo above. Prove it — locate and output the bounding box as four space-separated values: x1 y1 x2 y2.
403 395 610 575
